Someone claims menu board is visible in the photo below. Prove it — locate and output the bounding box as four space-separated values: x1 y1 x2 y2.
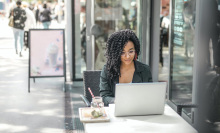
172 0 184 46
29 29 65 77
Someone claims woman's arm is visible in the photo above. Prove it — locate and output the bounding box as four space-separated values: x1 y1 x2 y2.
99 65 115 106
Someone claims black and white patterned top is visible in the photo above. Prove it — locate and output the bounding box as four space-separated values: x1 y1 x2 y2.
13 7 27 30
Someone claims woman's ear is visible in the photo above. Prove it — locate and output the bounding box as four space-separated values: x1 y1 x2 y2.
134 52 138 60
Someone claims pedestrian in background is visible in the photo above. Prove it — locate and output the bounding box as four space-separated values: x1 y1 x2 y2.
40 3 51 29
34 4 40 27
22 1 36 50
12 0 27 57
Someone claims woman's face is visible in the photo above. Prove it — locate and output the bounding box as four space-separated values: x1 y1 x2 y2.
120 41 135 66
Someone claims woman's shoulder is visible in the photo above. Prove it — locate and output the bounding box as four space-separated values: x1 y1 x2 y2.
135 60 150 67
101 64 107 74
134 61 151 72
100 64 110 80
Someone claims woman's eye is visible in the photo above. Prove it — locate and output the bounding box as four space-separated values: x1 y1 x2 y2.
129 51 134 54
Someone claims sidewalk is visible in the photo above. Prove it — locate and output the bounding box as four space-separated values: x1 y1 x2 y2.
0 17 14 39
0 17 81 133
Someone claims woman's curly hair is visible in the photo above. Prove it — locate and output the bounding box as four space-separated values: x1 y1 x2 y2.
105 29 140 80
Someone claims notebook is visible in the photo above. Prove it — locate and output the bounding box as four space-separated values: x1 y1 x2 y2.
114 82 167 117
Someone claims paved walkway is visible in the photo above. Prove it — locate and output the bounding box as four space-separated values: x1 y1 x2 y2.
0 17 83 133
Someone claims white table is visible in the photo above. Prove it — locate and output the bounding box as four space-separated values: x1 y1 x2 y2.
83 104 197 133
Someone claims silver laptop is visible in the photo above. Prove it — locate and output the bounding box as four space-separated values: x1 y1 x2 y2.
114 82 167 117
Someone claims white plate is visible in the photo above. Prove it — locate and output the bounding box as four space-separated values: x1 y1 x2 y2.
79 107 110 123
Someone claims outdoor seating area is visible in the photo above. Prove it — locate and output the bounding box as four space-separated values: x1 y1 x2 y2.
1 0 220 133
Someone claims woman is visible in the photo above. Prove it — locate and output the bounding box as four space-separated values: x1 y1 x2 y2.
99 29 152 106
12 0 27 57
40 3 51 29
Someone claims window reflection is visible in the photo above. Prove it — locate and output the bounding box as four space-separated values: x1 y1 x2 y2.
74 0 86 79
80 5 86 65
170 0 196 115
93 0 140 70
159 0 170 82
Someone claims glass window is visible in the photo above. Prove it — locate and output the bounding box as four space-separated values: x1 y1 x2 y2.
93 0 142 70
159 0 170 82
169 0 196 116
74 0 87 79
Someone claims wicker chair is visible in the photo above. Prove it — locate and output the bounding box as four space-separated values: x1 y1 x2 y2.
80 70 102 107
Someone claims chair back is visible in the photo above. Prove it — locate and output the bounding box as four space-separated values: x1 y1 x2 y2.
83 70 102 103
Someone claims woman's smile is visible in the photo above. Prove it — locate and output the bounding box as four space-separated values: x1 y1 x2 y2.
124 59 132 62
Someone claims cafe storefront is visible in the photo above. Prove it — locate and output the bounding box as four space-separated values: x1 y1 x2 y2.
65 0 220 132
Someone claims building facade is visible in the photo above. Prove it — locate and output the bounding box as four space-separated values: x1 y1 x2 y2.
65 0 220 132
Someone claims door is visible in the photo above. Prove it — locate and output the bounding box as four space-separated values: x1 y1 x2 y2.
168 0 196 123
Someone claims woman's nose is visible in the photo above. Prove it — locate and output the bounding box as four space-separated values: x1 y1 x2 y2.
125 53 130 58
